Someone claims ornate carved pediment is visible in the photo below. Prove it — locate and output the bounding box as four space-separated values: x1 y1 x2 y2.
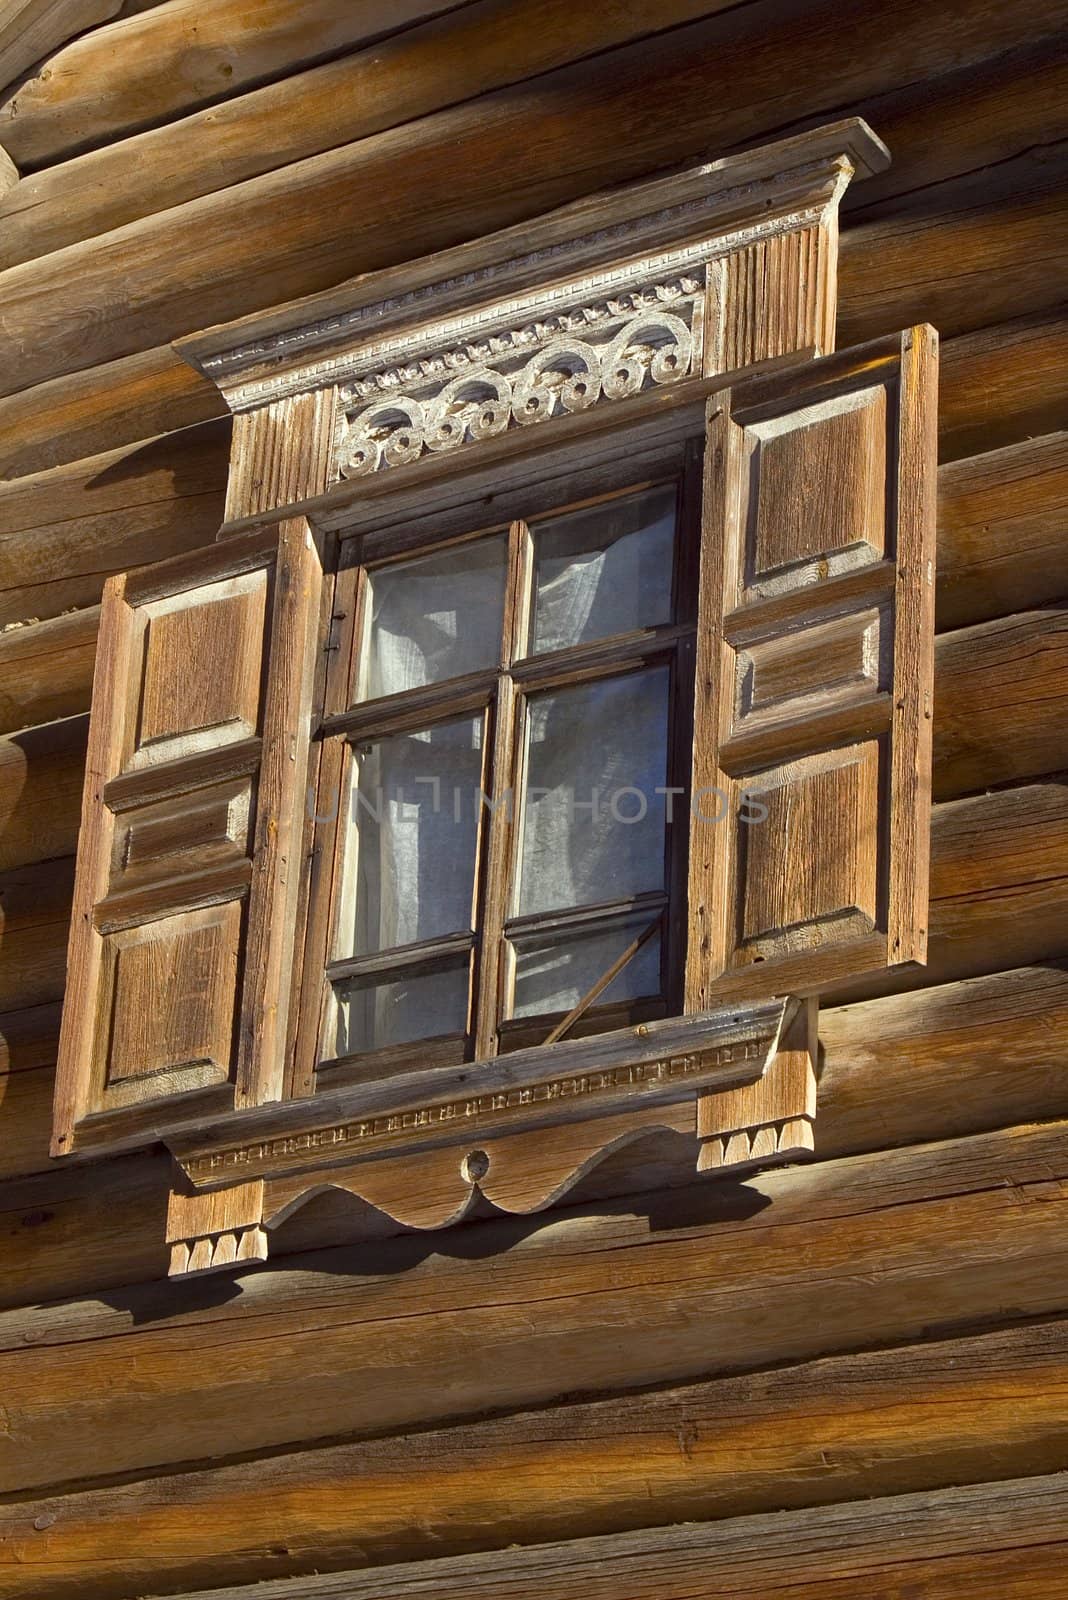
176 118 888 518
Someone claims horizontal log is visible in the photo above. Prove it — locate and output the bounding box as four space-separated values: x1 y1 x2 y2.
0 0 470 168
2 1120 1067 1494
818 963 1068 1160
0 345 224 483
0 0 742 265
0 855 74 1011
836 142 1068 349
933 606 1068 798
0 0 120 98
61 1473 1068 1600
2 1319 1067 1600
0 612 96 732
0 716 86 871
939 311 1068 463
0 0 1063 398
2 9 1063 269
937 434 1068 629
0 418 229 625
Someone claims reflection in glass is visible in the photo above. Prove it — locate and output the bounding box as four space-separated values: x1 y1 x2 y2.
518 668 670 917
511 915 661 1018
336 717 483 957
530 485 676 655
359 534 507 700
331 961 470 1056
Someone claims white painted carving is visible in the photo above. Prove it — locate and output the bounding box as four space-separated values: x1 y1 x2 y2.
336 286 701 478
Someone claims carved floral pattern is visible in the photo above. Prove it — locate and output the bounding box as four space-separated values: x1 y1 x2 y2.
336 281 703 478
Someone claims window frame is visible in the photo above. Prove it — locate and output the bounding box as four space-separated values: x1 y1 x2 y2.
292 430 705 1099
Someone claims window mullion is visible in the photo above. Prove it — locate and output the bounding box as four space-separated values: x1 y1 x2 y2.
473 519 529 1058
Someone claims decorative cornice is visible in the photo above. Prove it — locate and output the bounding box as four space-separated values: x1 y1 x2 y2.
174 119 887 417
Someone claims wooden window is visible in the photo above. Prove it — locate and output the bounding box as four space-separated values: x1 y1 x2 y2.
51 306 934 1285
295 473 701 1094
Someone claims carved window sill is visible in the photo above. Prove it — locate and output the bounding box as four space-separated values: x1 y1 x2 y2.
164 996 815 1276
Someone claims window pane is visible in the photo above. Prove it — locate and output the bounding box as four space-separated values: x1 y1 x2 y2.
336 717 484 957
518 669 670 917
511 915 662 1018
359 535 507 700
530 485 676 655
330 961 470 1056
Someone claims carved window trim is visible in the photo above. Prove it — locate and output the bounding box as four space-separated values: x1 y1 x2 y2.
50 120 938 1277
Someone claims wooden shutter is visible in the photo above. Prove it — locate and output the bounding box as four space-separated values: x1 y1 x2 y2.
51 519 323 1156
686 326 937 1009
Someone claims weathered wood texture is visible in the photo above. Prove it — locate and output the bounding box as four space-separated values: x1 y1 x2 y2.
0 610 97 732
0 418 230 625
0 345 226 483
0 0 1063 398
0 0 472 166
0 0 120 97
1 1317 1066 1600
937 434 1068 629
1 1121 1066 1494
99 1473 1068 1600
1 8 1063 268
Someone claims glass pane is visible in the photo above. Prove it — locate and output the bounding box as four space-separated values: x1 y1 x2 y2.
511 916 662 1019
518 668 670 917
359 535 507 700
330 961 470 1056
529 485 676 655
336 717 484 957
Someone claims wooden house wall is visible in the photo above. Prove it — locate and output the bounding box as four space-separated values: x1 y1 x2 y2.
0 2 1065 1594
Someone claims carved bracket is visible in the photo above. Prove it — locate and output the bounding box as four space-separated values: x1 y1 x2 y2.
165 997 818 1277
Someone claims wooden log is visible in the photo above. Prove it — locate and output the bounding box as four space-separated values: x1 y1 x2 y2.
106 1473 1068 1600
1 1318 1067 1600
837 143 1068 349
836 781 1068 1005
0 609 96 732
933 607 1068 798
937 434 1068 628
0 716 85 871
1 1120 1067 1493
1 7 1063 269
939 311 1068 463
0 0 120 98
0 418 229 625
0 345 224 483
819 963 1068 1160
0 855 74 1011
0 0 1063 398
0 0 471 167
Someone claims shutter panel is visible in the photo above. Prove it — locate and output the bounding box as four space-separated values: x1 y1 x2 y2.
51 519 322 1156
686 326 937 1009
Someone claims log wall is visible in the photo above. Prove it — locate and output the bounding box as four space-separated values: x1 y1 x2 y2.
0 3 1065 1596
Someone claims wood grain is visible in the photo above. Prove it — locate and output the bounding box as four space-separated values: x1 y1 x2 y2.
0 419 230 626
0 0 472 167
119 1473 1068 1600
0 1317 1065 1599
933 607 1068 798
0 0 120 98
0 0 1062 398
937 434 1068 628
0 0 751 266
1 1121 1067 1492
